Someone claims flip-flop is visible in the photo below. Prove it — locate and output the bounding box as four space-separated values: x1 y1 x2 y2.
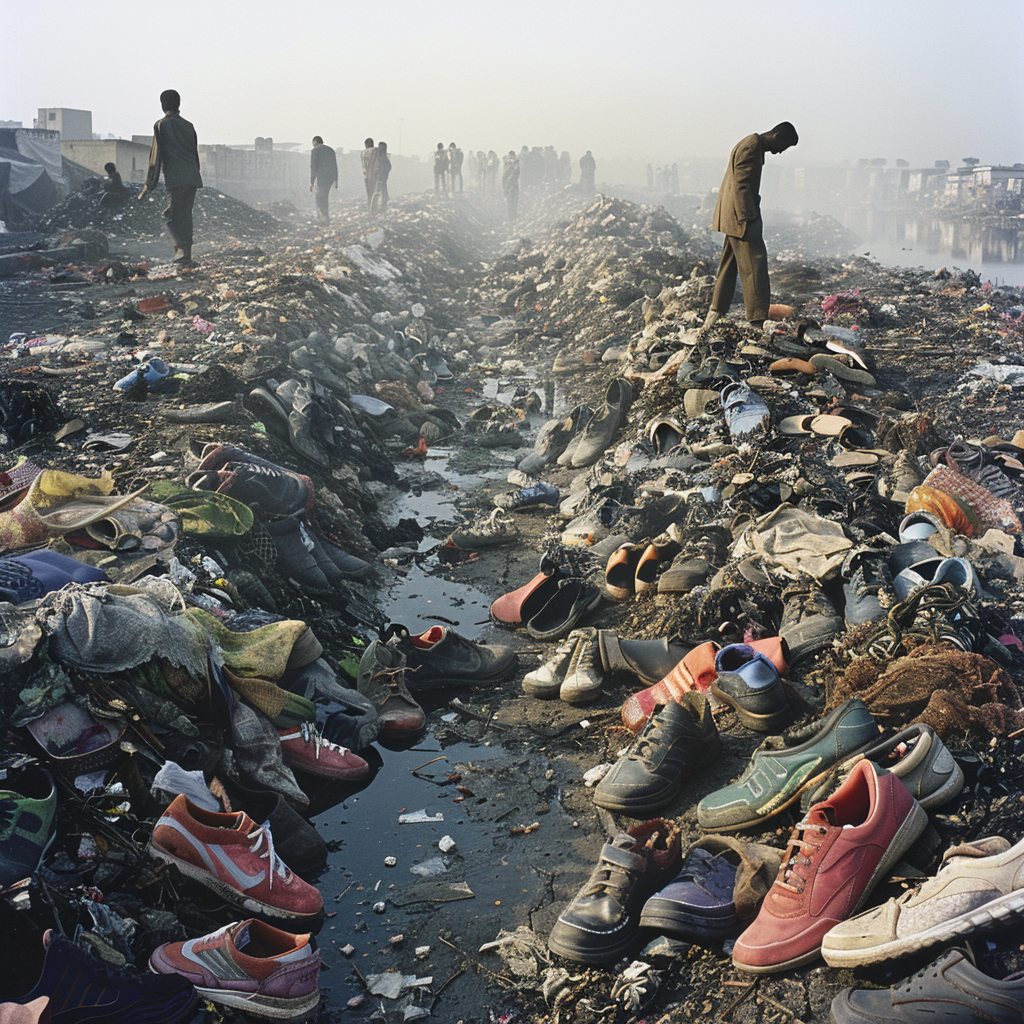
778 414 814 436
809 414 852 436
832 450 879 467
769 357 816 376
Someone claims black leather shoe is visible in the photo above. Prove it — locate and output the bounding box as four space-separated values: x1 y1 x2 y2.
384 623 517 690
525 578 603 641
547 818 681 964
594 694 721 814
598 631 690 685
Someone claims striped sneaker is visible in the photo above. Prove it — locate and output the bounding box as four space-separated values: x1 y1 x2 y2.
149 919 320 1020
147 795 323 921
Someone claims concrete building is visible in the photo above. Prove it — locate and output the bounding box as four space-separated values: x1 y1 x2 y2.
34 108 93 140
945 165 1024 202
60 139 152 183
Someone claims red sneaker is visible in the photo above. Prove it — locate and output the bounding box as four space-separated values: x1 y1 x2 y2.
277 722 369 781
732 759 927 973
148 795 323 921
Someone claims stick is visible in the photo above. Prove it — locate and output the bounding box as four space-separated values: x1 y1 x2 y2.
411 756 448 773
720 979 756 1020
435 935 515 986
758 990 807 1023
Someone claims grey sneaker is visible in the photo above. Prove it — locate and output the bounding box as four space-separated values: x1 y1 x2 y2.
449 510 520 549
779 583 843 663
830 948 1024 1024
357 640 426 739
821 835 1024 967
560 628 602 704
522 630 589 699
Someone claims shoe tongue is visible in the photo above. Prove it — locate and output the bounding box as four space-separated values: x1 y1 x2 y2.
808 806 837 829
610 832 637 852
232 920 252 950
942 836 1011 864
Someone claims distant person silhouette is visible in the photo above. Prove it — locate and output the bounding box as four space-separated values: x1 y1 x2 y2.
448 142 463 194
707 122 798 328
101 162 129 207
371 141 391 214
579 150 596 195
434 143 448 194
309 136 338 226
139 89 203 268
502 151 520 223
361 138 377 210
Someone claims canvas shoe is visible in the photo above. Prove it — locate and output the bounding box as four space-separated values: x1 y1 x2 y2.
448 509 520 549
521 629 589 699
829 948 1024 1024
149 919 320 1020
547 818 681 964
147 795 324 921
277 721 369 781
559 627 603 704
697 699 881 832
821 833 1024 967
732 760 927 973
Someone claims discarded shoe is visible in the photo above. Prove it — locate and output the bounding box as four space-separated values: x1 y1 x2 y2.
149 919 321 1019
114 358 172 392
732 760 927 973
525 578 603 642
829 948 1024 1024
597 631 690 686
493 482 559 511
148 795 324 920
721 382 769 440
821 833 1024 967
277 721 369 780
490 561 565 627
547 818 681 964
0 765 56 886
558 627 603 704
594 694 720 815
386 623 518 688
522 628 592 699
696 699 881 832
0 549 108 604
605 542 645 600
842 546 894 627
449 509 520 548
710 642 791 733
656 525 731 594
519 404 592 475
779 582 843 663
356 639 426 738
569 378 633 468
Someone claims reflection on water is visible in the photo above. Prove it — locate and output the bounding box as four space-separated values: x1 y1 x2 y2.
840 208 1024 287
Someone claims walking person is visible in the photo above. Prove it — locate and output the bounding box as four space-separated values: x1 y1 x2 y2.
138 89 202 267
502 150 520 223
371 141 391 214
309 136 338 226
361 138 377 210
433 143 448 194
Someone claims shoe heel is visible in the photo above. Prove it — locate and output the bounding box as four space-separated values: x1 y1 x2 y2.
855 800 929 914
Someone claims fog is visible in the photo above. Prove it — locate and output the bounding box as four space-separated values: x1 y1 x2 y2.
4 0 1023 172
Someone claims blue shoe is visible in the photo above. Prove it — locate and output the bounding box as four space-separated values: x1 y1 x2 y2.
114 358 171 391
721 382 769 440
0 550 109 604
710 643 790 733
493 482 559 510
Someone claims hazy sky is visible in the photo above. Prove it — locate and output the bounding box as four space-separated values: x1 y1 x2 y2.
5 0 1023 168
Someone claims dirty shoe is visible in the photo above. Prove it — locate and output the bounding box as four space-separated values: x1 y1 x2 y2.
522 629 588 699
710 642 791 734
822 834 1024 967
547 818 681 964
732 760 927 973
559 627 602 704
779 582 843 663
594 694 720 815
356 640 425 739
263 515 331 595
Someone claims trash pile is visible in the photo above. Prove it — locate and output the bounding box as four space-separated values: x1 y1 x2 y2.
1 176 1024 1024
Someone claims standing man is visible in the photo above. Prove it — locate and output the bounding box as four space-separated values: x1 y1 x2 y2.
502 151 520 223
448 142 463 194
579 150 596 195
309 136 338 226
371 141 391 214
433 143 448 194
138 89 202 267
706 122 799 328
361 138 376 210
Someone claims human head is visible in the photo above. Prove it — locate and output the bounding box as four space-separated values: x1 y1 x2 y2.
763 121 799 153
449 142 455 149
104 162 116 174
378 141 387 152
312 136 323 147
159 89 180 113
365 138 374 148
437 143 444 150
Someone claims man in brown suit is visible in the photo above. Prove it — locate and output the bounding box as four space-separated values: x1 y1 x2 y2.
707 122 798 328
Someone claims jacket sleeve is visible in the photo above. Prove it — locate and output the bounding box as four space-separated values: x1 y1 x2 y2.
731 137 762 224
144 126 162 190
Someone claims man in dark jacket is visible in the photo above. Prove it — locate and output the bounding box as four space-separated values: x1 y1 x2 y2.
707 122 798 327
310 136 338 226
371 142 391 214
502 151 520 223
138 89 203 267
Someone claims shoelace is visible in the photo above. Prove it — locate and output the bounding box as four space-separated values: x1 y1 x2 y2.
250 822 291 891
581 858 634 903
776 820 830 895
297 720 349 759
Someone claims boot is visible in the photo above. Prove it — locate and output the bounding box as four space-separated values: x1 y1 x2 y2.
598 631 690 686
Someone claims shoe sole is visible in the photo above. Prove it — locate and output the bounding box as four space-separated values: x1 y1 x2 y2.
547 927 638 965
735 801 929 974
700 738 881 832
822 883 1024 968
710 682 791 733
193 985 320 1020
146 840 322 922
637 905 738 942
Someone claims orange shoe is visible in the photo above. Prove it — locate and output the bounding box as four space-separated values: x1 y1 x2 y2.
906 485 975 537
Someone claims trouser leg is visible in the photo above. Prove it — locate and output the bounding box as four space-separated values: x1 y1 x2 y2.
315 186 330 223
734 223 770 321
710 236 738 314
165 187 197 250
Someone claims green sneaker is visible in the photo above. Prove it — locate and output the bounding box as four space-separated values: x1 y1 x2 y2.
696 699 880 832
0 766 57 886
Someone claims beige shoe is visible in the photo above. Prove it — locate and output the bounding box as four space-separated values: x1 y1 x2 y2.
822 834 1024 967
560 628 602 704
522 630 587 699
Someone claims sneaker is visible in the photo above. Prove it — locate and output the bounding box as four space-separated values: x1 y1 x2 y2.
696 699 881 832
277 721 369 781
842 547 894 627
732 760 927 973
10 926 197 1024
522 629 588 699
189 460 314 518
493 482 559 511
147 795 324 921
518 404 593 475
821 833 1024 967
779 582 843 663
559 627 603 704
385 623 518 689
0 766 57 886
830 948 1024 1024
710 643 791 733
547 818 681 964
593 694 720 815
448 509 520 549
149 919 320 1020
802 722 964 813
356 639 425 738
656 525 732 594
